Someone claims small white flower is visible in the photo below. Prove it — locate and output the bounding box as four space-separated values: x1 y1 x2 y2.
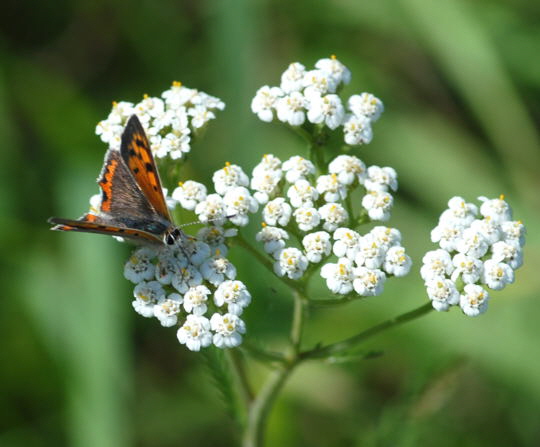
369 226 402 249
364 166 398 192
383 246 412 277
328 155 367 185
316 173 347 202
213 163 249 195
154 294 183 327
450 253 483 284
251 170 282 205
282 156 316 183
479 195 512 223
181 239 212 266
124 247 157 284
155 250 186 285
491 240 523 269
192 91 226 111
439 196 478 226
332 228 361 259
263 198 293 227
287 179 319 208
214 280 251 315
201 255 237 286
172 265 203 294
280 62 306 93
307 94 345 130
425 277 459 311
302 69 337 99
256 225 289 255
162 187 176 211
197 226 237 257
482 259 514 290
355 234 386 269
89 193 102 213
172 181 207 210
302 231 332 263
500 220 526 246
252 154 283 177
469 218 501 245
211 313 246 348
315 56 351 86
342 114 373 145
420 249 454 281
223 186 259 227
183 285 211 316
274 247 308 280
347 93 384 121
294 207 321 232
460 284 489 317
132 281 166 318
251 85 284 122
319 203 348 231
96 120 123 147
275 92 307 126
352 267 386 296
430 221 465 252
157 130 192 160
362 191 393 221
188 105 216 129
456 228 489 258
177 315 212 351
162 82 198 109
134 96 165 119
320 258 354 294
108 101 135 124
195 193 226 226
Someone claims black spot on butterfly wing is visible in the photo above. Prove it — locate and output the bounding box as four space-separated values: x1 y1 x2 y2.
120 115 172 220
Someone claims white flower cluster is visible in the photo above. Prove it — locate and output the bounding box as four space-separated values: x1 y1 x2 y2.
252 153 411 296
251 56 383 146
120 162 262 352
96 81 225 159
125 241 251 351
422 196 525 317
172 162 259 228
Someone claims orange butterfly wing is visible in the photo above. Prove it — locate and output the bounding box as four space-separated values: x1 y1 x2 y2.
120 115 172 221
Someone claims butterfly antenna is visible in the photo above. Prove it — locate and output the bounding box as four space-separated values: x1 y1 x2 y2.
178 214 237 229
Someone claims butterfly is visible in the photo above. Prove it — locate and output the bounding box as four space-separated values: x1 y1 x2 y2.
49 115 183 246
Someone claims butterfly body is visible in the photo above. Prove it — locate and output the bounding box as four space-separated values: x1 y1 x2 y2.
49 115 182 246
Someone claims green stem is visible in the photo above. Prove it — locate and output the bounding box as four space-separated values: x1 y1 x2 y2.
300 302 434 360
242 364 296 447
241 342 287 366
307 293 366 307
227 348 254 411
290 289 306 355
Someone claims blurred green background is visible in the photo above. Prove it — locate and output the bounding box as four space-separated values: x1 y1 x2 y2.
1 0 539 446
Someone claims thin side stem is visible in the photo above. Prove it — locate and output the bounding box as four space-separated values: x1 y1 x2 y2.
290 289 306 355
300 302 434 360
242 364 296 447
241 342 287 366
307 294 366 307
227 348 254 410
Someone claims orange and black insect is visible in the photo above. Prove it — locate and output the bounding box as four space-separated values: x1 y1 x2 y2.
49 115 183 246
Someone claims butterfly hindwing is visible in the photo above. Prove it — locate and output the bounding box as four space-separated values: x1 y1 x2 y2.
98 148 159 220
120 115 172 221
48 214 162 243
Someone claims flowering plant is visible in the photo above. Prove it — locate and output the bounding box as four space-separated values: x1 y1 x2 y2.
82 57 525 447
